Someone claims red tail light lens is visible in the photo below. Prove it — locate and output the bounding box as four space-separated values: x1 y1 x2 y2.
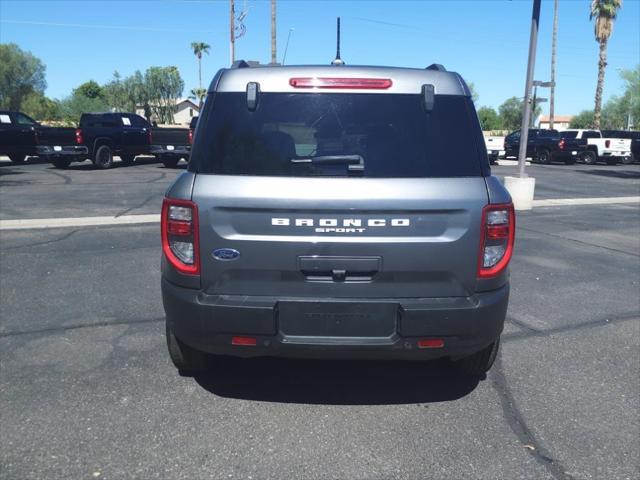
161 198 199 275
75 128 83 145
289 77 392 89
478 203 515 279
188 129 194 145
605 139 610 148
558 138 565 150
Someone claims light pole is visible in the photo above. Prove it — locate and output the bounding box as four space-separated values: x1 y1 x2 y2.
282 28 294 65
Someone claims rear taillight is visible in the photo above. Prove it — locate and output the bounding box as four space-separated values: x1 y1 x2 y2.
75 128 83 145
289 77 393 89
478 203 515 279
161 198 199 275
605 139 610 148
558 138 565 150
188 128 194 145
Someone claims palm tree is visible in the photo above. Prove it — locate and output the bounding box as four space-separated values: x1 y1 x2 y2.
590 0 622 129
189 88 207 111
190 42 211 90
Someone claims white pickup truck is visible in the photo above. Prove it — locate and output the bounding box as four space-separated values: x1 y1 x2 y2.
484 136 505 164
562 129 632 165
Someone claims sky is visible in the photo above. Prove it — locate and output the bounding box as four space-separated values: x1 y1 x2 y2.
0 0 638 116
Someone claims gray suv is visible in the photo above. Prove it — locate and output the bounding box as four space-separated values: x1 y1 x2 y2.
161 62 514 376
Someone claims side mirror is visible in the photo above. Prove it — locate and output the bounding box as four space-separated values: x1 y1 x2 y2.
422 84 435 113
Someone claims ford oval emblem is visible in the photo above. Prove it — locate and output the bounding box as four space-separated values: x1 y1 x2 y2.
212 248 240 261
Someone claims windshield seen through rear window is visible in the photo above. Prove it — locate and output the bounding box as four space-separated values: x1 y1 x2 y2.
189 93 486 177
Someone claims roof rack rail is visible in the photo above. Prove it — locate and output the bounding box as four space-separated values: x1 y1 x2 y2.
426 64 447 72
231 60 250 69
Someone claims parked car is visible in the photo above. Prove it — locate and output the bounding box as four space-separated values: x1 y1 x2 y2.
72 112 152 169
161 62 514 377
188 115 198 145
601 130 640 163
0 110 87 166
151 126 190 168
484 136 504 164
562 129 632 165
503 128 581 164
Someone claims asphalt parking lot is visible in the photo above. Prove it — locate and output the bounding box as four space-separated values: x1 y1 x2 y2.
1 156 639 480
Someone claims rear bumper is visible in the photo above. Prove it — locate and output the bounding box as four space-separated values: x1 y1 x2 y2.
162 278 509 360
36 145 88 159
150 145 190 157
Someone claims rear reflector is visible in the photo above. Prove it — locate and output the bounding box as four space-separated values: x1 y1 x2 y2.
231 336 257 346
418 338 445 349
289 77 392 89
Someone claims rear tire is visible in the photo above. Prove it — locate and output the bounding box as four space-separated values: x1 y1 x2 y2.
453 339 500 376
166 323 210 376
535 148 551 164
51 158 71 169
581 150 597 165
8 154 25 163
93 145 114 169
162 156 179 168
120 155 135 165
621 156 633 165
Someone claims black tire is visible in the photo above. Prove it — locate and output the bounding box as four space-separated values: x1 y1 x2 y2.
51 158 71 169
605 157 618 166
453 339 500 376
162 156 179 168
488 155 498 165
120 155 135 165
166 323 210 376
93 144 114 169
581 150 597 165
621 156 633 165
535 148 551 164
8 154 26 163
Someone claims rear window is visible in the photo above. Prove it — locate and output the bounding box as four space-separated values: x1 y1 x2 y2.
189 93 485 177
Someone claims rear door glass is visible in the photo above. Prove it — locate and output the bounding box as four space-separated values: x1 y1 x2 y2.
190 93 485 177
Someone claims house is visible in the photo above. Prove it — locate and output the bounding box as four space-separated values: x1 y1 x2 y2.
538 115 573 131
135 98 200 126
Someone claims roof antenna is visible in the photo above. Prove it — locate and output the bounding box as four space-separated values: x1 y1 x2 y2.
331 17 345 65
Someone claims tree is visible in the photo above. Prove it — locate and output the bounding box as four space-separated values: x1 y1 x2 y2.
58 91 109 124
189 88 207 110
145 66 184 124
477 106 502 131
74 80 104 100
20 92 60 121
569 110 595 128
467 82 479 104
590 0 623 129
498 97 542 131
0 43 47 110
190 42 211 90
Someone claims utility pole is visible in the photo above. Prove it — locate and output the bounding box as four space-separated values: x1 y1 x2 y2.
271 0 277 64
230 0 235 65
549 0 558 130
517 0 541 179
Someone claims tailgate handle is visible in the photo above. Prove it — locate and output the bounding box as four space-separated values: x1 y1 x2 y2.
298 256 381 282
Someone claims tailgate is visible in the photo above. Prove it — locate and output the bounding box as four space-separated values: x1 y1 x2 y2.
194 175 488 299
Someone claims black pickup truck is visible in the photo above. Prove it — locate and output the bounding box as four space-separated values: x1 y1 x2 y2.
150 116 198 168
504 128 586 164
75 112 152 169
0 110 88 165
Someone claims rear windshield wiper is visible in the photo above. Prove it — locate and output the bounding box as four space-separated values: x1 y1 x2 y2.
291 155 364 172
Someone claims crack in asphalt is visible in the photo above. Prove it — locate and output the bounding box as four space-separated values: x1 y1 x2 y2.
491 352 576 480
45 169 73 185
506 315 544 333
1 229 79 250
114 193 157 218
145 172 167 183
519 225 640 258
0 317 164 338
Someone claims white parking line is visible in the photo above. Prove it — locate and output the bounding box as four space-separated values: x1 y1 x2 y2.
0 214 159 230
531 196 640 207
0 196 638 231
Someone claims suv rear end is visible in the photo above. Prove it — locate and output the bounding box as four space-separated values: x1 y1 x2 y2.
161 64 514 376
